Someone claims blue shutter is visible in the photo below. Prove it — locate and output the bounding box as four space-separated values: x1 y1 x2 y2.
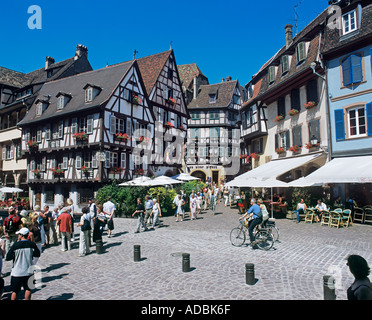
342 57 351 86
351 54 363 83
334 109 345 141
366 102 372 136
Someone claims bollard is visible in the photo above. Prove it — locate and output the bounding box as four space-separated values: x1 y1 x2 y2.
182 253 190 272
96 239 103 254
323 275 336 300
245 263 255 285
134 245 141 262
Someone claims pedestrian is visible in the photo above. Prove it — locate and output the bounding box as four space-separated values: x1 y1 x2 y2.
144 195 153 227
151 199 162 229
57 207 72 251
211 188 218 215
223 188 229 206
172 193 179 217
0 226 5 276
239 198 263 249
29 214 42 264
5 227 40 300
50 207 59 245
77 206 91 257
66 198 75 241
133 198 147 233
190 193 197 220
176 194 185 222
103 196 115 238
42 205 52 247
88 197 97 246
196 192 202 216
2 206 22 254
346 254 372 300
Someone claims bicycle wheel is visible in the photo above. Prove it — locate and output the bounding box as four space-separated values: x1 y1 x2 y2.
254 230 274 251
270 226 280 242
230 227 246 247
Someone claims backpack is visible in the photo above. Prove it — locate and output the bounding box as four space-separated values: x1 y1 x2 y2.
5 216 16 234
81 215 91 231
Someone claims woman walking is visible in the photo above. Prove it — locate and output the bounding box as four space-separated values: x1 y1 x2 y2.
151 199 162 229
190 193 197 220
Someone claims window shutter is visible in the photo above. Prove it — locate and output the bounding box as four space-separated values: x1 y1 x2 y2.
87 115 93 134
334 109 345 141
121 153 126 169
297 42 306 62
9 144 14 159
162 85 168 99
126 118 132 136
71 118 78 134
291 89 301 111
76 154 82 169
285 130 290 150
109 114 116 135
62 156 68 170
342 57 352 86
105 151 110 168
58 121 64 139
92 152 98 169
306 79 318 104
351 54 363 83
2 146 6 160
292 126 302 147
41 157 46 171
37 129 42 143
46 126 51 140
366 102 372 136
275 133 279 150
30 160 35 171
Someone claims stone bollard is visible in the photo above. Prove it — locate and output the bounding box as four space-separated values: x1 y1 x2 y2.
134 245 141 262
96 239 103 254
245 263 255 285
182 253 190 272
323 275 336 300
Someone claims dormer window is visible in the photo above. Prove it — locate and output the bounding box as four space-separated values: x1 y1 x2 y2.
268 66 276 84
83 84 102 103
342 10 357 35
282 55 289 74
56 92 71 110
296 42 306 64
36 103 43 116
209 94 216 104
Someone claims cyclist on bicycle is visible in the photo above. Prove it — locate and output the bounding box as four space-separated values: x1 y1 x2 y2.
239 198 262 246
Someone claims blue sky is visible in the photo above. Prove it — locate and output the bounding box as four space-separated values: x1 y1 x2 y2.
1 0 329 86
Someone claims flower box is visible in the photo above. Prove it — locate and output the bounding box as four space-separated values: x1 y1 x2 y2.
164 121 174 129
276 147 285 154
168 97 177 104
115 133 130 142
289 145 301 153
132 95 142 105
109 167 124 174
81 166 89 173
73 132 88 141
240 154 247 159
250 152 260 160
139 136 150 144
288 109 300 116
134 168 146 176
305 142 320 150
27 140 38 151
50 167 64 177
273 114 285 122
304 101 317 110
32 169 41 178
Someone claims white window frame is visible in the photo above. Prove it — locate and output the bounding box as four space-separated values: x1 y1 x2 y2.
342 10 357 35
57 96 64 110
36 103 43 116
347 106 367 138
297 42 306 63
85 87 93 103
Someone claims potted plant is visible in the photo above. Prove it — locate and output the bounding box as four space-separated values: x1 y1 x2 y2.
132 95 142 105
276 147 285 154
73 132 87 141
115 132 131 142
289 145 301 153
134 168 146 175
288 109 300 116
164 121 174 129
250 152 260 160
81 165 89 174
168 97 177 104
27 140 38 150
139 136 150 144
50 167 64 178
240 154 247 159
273 114 285 122
305 142 320 149
32 169 41 178
304 101 317 110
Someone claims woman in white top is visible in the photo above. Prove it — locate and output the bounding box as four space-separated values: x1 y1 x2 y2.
151 199 162 228
189 194 197 220
295 199 307 223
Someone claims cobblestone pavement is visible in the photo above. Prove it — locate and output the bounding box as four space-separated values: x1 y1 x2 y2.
1 203 371 300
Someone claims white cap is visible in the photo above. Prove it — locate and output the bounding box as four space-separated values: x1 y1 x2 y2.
16 227 29 236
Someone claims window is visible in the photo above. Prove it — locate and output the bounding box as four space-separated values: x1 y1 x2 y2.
282 55 289 74
233 94 240 105
209 94 216 104
290 89 301 111
190 112 200 120
268 66 276 84
341 54 363 87
167 68 173 79
342 10 357 35
210 112 219 120
308 119 320 142
210 127 220 139
297 42 306 63
347 107 367 138
277 97 286 117
36 103 43 116
190 128 200 139
306 79 318 104
280 130 290 150
85 88 93 102
292 125 302 147
57 96 64 110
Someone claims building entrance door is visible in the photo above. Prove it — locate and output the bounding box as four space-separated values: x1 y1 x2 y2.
212 170 219 185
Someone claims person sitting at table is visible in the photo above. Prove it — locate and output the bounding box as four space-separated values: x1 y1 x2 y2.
295 199 307 223
315 199 327 222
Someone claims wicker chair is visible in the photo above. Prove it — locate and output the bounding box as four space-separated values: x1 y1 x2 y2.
342 209 353 227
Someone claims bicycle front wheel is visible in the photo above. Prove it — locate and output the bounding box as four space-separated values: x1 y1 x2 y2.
254 230 274 251
230 227 246 247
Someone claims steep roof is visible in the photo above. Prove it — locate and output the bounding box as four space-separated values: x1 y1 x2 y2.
178 63 209 88
136 50 172 95
0 66 29 88
188 80 240 109
18 61 133 126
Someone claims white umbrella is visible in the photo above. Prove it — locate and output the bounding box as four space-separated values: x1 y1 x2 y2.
119 176 152 187
0 187 23 193
172 173 200 181
148 175 184 187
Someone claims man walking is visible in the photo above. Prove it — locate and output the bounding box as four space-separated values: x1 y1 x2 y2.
2 206 21 254
57 207 72 251
144 195 153 227
132 198 147 233
6 227 40 300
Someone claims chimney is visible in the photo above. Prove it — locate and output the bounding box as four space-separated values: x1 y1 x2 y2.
75 44 88 60
221 78 225 82
285 24 293 49
226 76 232 82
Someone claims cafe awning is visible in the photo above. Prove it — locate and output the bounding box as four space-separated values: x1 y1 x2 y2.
295 155 372 184
226 153 326 187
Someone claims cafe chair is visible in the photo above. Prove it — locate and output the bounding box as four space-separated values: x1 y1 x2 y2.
320 210 331 226
305 208 316 224
329 211 343 229
353 207 365 224
364 207 372 225
341 209 353 227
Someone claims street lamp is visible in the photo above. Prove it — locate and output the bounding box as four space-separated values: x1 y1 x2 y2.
310 135 319 146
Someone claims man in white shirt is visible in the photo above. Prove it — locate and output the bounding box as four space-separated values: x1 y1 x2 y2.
103 197 115 238
315 199 327 222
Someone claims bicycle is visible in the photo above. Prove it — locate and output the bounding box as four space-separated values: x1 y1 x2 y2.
230 219 274 250
261 219 280 242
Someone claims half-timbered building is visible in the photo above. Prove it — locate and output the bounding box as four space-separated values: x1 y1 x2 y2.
18 59 154 209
